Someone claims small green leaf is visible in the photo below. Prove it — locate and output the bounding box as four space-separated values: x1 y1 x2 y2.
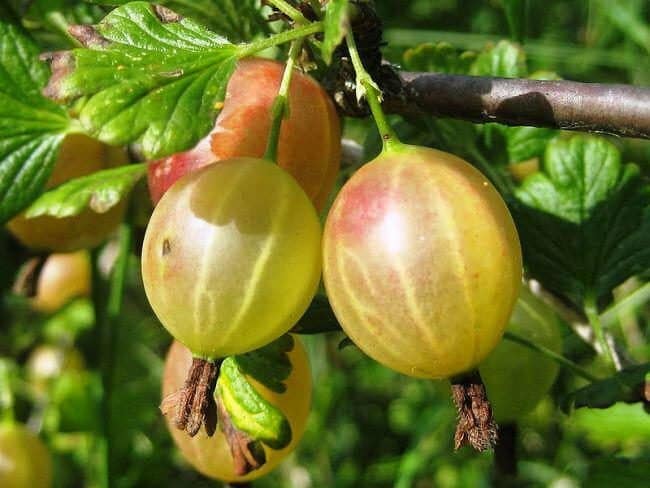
513 135 650 308
234 335 294 394
0 17 70 224
322 0 350 65
502 126 556 164
562 363 649 412
24 163 146 218
402 42 476 74
470 40 527 78
43 2 239 159
216 355 292 450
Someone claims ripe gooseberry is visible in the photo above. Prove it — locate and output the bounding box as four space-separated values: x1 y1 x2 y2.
0 423 52 488
31 251 91 313
148 58 341 211
162 337 312 482
323 145 522 380
26 345 85 396
142 157 321 359
7 134 128 252
479 287 562 422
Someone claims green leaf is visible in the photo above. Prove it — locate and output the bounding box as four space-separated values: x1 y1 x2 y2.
586 457 650 486
322 0 350 65
470 40 527 78
501 126 556 164
562 363 649 412
216 347 292 450
502 0 527 43
44 2 239 159
402 42 476 74
233 334 294 394
88 0 266 42
0 17 70 224
24 163 146 218
513 136 650 308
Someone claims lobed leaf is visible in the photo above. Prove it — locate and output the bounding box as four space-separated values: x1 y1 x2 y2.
24 163 146 218
513 136 650 308
0 16 69 224
43 2 239 159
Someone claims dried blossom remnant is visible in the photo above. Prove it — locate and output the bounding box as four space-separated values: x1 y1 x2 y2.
153 5 183 23
160 357 219 437
12 256 46 298
451 372 498 451
68 25 110 48
40 51 75 101
216 395 266 476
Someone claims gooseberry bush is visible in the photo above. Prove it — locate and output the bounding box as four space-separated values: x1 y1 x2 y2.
1 1 649 487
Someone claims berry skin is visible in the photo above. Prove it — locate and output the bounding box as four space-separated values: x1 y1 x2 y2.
480 288 562 422
31 251 91 313
162 338 312 482
148 58 341 211
323 145 522 379
142 157 322 359
0 423 52 488
7 134 128 252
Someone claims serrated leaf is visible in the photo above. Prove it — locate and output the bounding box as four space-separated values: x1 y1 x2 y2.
470 40 527 78
88 0 266 42
502 126 556 164
562 363 649 412
322 0 350 65
402 42 476 74
0 17 70 224
234 335 294 394
43 2 239 159
216 354 292 450
513 136 650 308
24 163 146 218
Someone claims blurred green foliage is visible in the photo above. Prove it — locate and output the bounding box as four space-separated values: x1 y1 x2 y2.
1 1 649 487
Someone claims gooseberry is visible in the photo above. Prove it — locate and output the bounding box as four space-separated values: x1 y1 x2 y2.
162 337 312 482
26 345 85 396
323 145 522 379
142 157 322 359
31 251 91 313
0 423 52 488
479 287 562 422
7 134 128 252
148 58 341 211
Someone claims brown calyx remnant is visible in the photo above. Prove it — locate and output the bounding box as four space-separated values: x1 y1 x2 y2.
12 256 47 298
451 371 498 451
216 395 266 476
153 5 183 23
160 358 219 437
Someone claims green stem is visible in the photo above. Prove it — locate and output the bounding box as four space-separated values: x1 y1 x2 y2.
237 21 322 58
504 331 598 382
308 0 323 18
93 219 133 488
344 31 402 152
0 361 15 425
584 296 618 371
601 281 650 329
264 40 302 162
266 0 309 24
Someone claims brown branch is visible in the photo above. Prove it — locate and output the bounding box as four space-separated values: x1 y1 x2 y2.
384 72 650 139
